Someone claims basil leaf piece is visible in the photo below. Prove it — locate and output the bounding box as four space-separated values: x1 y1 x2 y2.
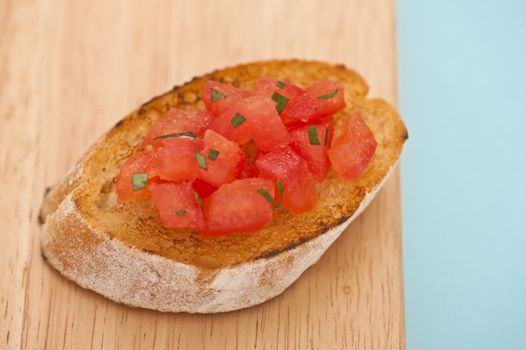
211 88 226 102
230 113 246 128
194 151 208 170
308 125 321 145
317 88 339 99
153 132 196 140
208 149 220 160
271 92 289 115
132 173 148 191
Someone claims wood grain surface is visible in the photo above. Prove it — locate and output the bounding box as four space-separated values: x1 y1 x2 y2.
0 0 405 349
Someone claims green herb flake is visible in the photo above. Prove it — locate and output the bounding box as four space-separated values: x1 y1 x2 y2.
317 88 339 99
257 188 274 205
194 192 203 207
271 92 289 115
277 81 285 89
176 209 187 216
194 151 208 170
211 88 226 102
308 125 321 145
324 127 329 146
153 131 196 140
208 149 220 160
274 179 284 208
230 113 246 128
132 173 148 191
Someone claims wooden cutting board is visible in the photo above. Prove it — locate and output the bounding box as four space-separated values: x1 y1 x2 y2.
0 0 404 349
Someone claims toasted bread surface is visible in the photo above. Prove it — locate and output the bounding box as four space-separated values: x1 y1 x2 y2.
41 60 407 271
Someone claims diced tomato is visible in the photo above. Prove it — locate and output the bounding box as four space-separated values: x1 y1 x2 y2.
143 108 212 146
281 92 324 124
305 80 345 116
240 96 289 152
255 147 317 213
150 182 205 230
116 150 157 203
210 96 289 152
255 77 303 100
147 137 203 182
327 112 377 180
202 80 251 115
209 104 252 145
203 178 275 234
192 178 218 199
289 121 334 181
197 130 245 186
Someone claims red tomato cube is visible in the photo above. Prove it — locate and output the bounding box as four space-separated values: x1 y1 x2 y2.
197 129 245 186
280 91 324 124
255 147 317 213
203 178 275 235
150 182 205 230
327 112 377 180
305 80 345 116
116 151 157 202
210 96 289 152
289 122 334 181
148 137 203 182
202 80 251 115
143 108 212 146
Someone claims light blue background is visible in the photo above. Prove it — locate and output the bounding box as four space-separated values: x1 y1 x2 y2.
398 1 526 349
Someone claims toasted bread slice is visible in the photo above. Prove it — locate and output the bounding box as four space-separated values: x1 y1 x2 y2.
39 60 407 313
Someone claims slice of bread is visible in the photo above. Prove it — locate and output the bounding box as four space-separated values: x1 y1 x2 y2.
39 60 408 313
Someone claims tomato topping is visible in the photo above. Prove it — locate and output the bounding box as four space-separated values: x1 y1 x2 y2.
197 129 245 186
289 121 334 181
209 104 252 145
327 113 377 180
118 77 377 235
147 137 203 182
150 182 205 230
203 178 275 234
202 80 251 115
305 80 345 116
143 108 212 146
255 147 317 213
255 77 303 100
210 96 289 152
116 150 157 202
281 91 325 124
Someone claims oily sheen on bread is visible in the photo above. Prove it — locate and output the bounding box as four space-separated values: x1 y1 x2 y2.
39 60 408 313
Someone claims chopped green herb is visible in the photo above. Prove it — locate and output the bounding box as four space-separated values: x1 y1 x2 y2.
176 209 187 216
257 188 274 205
211 88 226 102
324 127 329 146
230 113 246 128
271 92 289 115
132 173 148 191
208 149 220 160
194 151 208 170
317 88 339 99
308 125 321 145
274 179 284 208
194 192 202 207
153 131 196 140
277 81 285 89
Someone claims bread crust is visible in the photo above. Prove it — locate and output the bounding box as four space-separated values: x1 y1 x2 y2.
40 60 407 313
